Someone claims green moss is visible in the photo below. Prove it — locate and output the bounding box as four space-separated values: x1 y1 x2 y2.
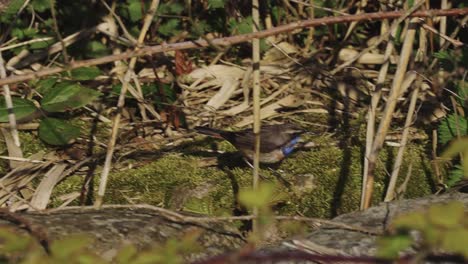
19 131 48 157
275 141 433 218
51 136 434 220
0 131 49 175
52 154 236 214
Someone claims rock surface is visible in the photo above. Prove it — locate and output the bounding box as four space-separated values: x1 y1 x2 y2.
1 192 467 262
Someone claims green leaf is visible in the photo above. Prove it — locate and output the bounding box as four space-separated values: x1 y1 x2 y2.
392 211 428 231
377 234 413 259
11 28 38 40
50 234 93 259
141 83 159 95
43 18 54 27
271 6 285 23
239 183 275 208
38 118 80 145
41 82 102 112
157 3 184 15
208 0 225 9
158 19 180 36
114 245 137 264
461 48 468 68
229 16 253 35
70 67 102 81
127 0 143 22
0 228 33 253
0 97 38 122
168 3 184 14
441 138 468 159
438 114 468 145
428 202 464 228
183 197 213 215
85 41 110 58
0 0 24 22
74 254 106 264
435 51 455 71
447 165 464 187
111 83 124 96
32 0 51 12
153 83 177 108
191 20 210 36
440 229 468 258
455 80 468 101
441 137 468 177
35 77 59 94
29 35 55 49
434 51 451 60
423 225 443 245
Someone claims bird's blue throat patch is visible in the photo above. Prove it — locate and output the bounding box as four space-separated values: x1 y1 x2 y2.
281 136 300 156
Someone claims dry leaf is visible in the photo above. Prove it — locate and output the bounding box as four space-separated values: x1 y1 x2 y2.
205 78 240 110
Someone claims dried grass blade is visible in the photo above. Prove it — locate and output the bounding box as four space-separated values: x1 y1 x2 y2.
29 163 67 210
0 128 23 169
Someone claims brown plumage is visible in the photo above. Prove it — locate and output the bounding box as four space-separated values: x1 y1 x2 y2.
194 123 304 163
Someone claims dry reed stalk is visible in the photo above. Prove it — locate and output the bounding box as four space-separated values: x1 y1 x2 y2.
363 16 420 209
440 0 448 47
303 0 315 54
252 0 261 236
384 79 419 201
361 19 398 209
0 127 22 169
95 0 161 207
0 54 20 148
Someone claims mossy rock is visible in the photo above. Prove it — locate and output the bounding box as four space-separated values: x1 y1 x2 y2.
277 142 434 218
52 155 236 216
52 140 434 220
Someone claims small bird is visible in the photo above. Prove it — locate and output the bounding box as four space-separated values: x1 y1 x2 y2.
194 123 304 164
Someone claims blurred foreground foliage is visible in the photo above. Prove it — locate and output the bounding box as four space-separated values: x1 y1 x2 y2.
0 226 200 264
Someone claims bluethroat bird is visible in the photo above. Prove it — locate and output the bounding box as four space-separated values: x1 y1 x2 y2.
194 123 304 164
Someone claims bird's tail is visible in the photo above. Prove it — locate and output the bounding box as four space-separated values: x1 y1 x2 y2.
194 126 226 139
